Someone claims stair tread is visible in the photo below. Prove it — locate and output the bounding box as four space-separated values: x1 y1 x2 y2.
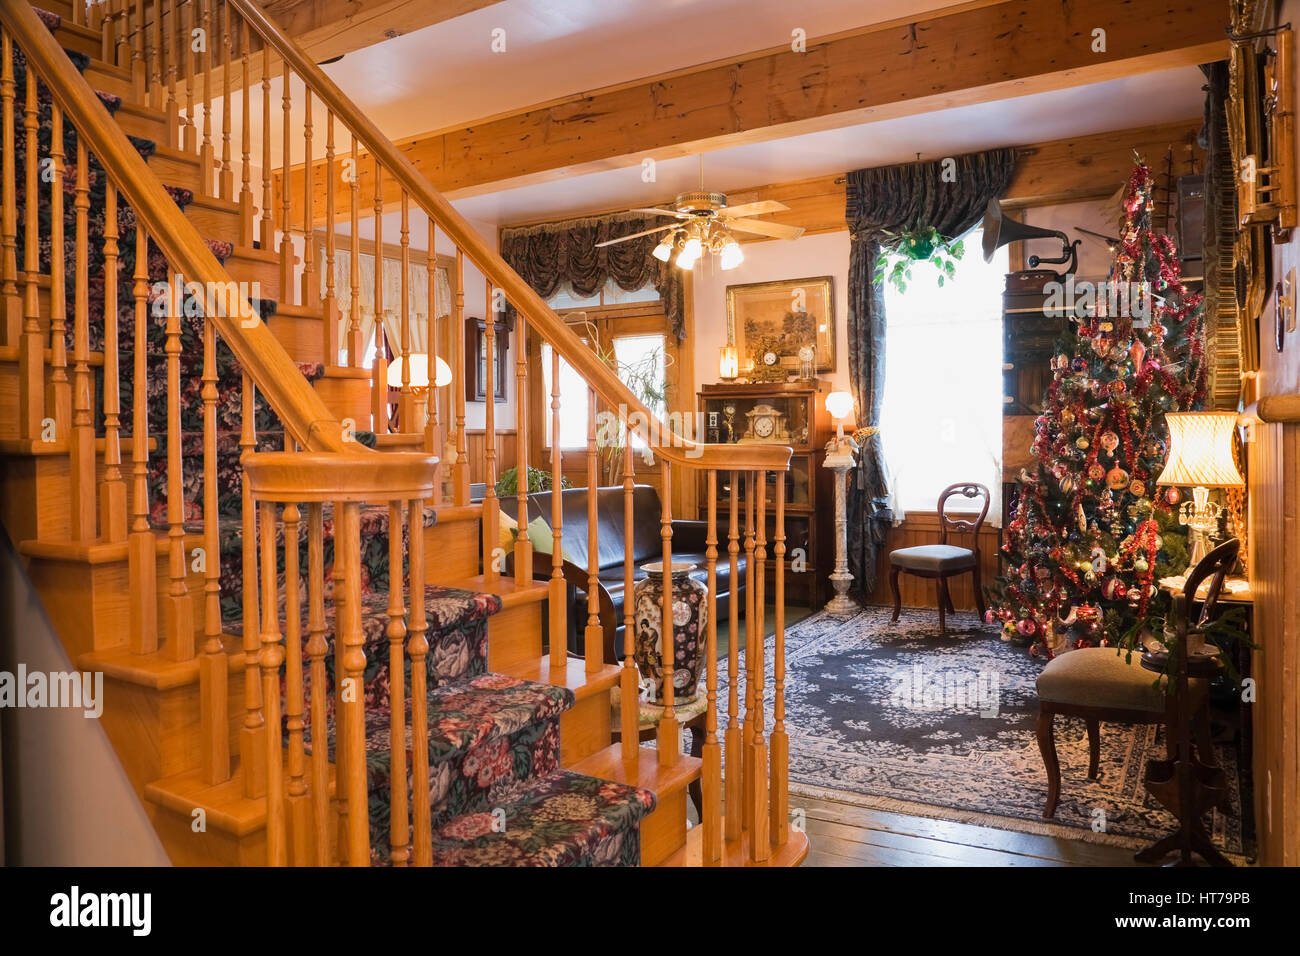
145 765 270 837
569 743 703 797
453 573 549 609
432 768 655 867
79 639 248 690
499 655 622 702
659 819 811 867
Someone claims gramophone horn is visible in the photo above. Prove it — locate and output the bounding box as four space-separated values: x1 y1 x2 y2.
981 198 1073 262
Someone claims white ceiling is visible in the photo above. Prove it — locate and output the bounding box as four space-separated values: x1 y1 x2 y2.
320 0 974 141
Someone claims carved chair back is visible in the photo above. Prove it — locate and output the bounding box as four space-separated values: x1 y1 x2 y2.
937 482 991 553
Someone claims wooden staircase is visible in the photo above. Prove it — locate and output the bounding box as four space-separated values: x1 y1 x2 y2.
0 0 807 867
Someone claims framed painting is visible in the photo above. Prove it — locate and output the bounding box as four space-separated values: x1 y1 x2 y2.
727 276 834 375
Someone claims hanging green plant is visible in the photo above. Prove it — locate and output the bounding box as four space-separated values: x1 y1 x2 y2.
874 226 965 293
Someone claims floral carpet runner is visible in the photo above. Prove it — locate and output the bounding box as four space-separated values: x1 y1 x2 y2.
11 10 655 865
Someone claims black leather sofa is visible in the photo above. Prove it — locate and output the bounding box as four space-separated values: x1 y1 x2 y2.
524 485 748 664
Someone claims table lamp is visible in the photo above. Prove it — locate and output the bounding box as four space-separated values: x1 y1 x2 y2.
718 345 739 382
387 353 453 434
1155 411 1245 567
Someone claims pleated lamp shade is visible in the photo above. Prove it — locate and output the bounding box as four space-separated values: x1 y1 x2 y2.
1156 412 1245 488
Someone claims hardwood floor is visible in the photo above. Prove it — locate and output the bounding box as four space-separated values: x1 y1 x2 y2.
798 795 1139 866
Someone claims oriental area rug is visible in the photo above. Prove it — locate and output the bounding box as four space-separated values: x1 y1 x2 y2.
720 606 1248 858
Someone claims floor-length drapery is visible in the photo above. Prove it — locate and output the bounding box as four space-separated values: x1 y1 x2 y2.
845 149 1016 596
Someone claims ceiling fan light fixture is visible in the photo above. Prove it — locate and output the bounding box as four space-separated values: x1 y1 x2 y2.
681 236 703 260
720 238 743 270
652 234 674 262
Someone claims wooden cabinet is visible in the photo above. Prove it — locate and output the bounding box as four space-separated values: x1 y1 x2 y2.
697 381 833 608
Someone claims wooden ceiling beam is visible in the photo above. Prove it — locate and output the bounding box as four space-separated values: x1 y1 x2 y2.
492 119 1204 239
276 0 1225 222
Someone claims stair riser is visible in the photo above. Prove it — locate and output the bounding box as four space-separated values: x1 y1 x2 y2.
424 516 480 584
145 150 204 196
150 806 267 865
558 691 609 765
100 671 248 798
182 200 243 248
112 103 166 144
267 311 326 365
639 788 688 867
0 453 70 544
485 600 543 671
313 372 373 432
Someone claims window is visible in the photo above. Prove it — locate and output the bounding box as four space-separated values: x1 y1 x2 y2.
540 342 592 449
878 228 1006 520
541 333 669 450
547 277 660 310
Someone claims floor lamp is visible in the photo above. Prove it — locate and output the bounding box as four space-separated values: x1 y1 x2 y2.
823 391 858 614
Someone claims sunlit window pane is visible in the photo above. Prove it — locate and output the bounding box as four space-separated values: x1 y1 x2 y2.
878 228 1005 522
541 342 591 449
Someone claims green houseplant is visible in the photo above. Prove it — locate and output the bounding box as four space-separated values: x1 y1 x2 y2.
875 226 965 293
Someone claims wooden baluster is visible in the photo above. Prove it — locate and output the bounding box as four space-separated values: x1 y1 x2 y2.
70 143 95 542
481 283 499 581
306 502 330 864
337 500 370 866
582 390 600 671
451 249 469 502
657 459 678 761
259 501 286 865
129 228 158 654
347 133 361 365
73 0 85 26
386 500 410 865
162 265 193 657
408 495 433 866
300 90 315 306
548 347 566 669
100 182 127 542
17 66 42 440
259 42 272 249
282 502 311 862
164 0 178 148
770 470 788 848
748 472 769 862
182 0 195 152
278 57 292 299
199 0 214 191
741 472 755 832
370 161 385 433
116 1 131 69
149 0 162 108
46 104 69 430
398 193 411 431
199 317 229 782
724 470 742 841
513 313 531 583
0 31 17 343
323 113 337 364
424 221 438 469
238 17 252 245
240 373 266 797
219 2 232 199
703 469 722 861
619 438 637 761
131 0 145 98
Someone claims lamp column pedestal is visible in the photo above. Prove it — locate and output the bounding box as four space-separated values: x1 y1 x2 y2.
823 437 858 614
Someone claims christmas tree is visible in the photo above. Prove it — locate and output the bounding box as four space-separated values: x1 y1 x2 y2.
989 160 1207 657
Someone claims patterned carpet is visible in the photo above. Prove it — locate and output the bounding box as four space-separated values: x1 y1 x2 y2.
722 605 1247 856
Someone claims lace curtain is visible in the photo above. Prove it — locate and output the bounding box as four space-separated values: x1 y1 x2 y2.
322 245 453 361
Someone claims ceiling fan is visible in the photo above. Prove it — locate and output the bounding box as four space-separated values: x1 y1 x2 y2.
596 159 806 270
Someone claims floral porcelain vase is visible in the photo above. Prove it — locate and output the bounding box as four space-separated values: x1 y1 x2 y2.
633 561 708 704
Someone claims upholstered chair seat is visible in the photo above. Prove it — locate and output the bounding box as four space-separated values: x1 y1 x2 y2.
889 544 977 573
1037 647 1206 713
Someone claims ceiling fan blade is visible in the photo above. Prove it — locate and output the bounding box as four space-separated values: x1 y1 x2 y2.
627 207 687 218
593 223 679 247
719 199 789 218
725 218 806 240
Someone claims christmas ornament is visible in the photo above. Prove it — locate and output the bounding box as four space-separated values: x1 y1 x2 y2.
1088 463 1106 480
1075 436 1090 450
1016 618 1038 637
1130 479 1146 498
1100 430 1120 455
1165 486 1181 505
1134 556 1149 573
1071 356 1087 373
1106 466 1130 491
1102 577 1128 601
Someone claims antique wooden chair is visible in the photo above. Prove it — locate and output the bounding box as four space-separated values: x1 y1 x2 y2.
1034 538 1239 820
888 482 990 635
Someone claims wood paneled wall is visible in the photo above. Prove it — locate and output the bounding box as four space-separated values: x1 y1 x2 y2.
861 512 1001 613
464 430 518 488
1247 421 1300 865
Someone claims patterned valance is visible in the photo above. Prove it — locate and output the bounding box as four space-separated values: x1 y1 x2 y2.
500 212 685 339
